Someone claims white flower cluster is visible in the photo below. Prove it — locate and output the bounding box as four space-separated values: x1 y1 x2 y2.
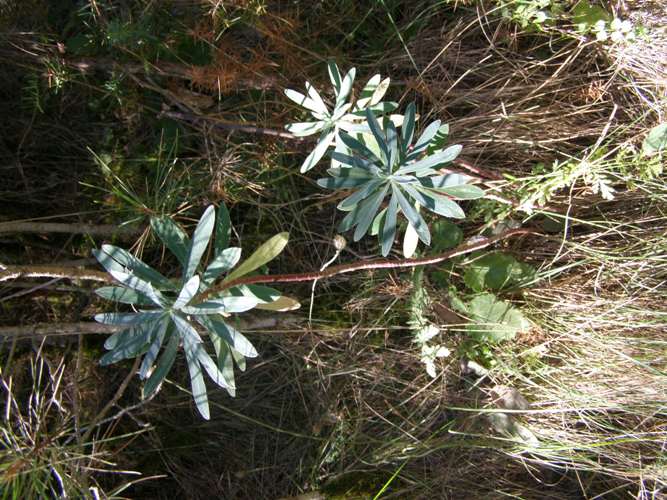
593 18 635 43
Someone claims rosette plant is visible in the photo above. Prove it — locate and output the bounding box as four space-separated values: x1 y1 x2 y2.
93 204 297 419
317 103 485 257
284 61 397 172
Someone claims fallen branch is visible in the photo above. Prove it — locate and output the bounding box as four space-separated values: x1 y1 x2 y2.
0 221 142 237
0 265 112 283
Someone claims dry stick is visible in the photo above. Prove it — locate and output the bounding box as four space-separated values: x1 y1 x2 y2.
0 221 142 237
0 265 112 283
202 228 535 299
0 322 120 339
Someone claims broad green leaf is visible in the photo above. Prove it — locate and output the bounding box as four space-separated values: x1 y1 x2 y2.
174 275 200 309
255 295 301 311
214 202 231 255
466 293 530 343
95 286 153 306
139 318 169 379
203 247 241 284
224 232 289 283
104 328 131 350
572 0 611 32
431 220 463 251
142 332 179 399
354 184 389 241
438 184 485 200
463 253 536 292
286 121 325 137
95 245 174 290
393 185 431 245
184 205 215 280
301 129 335 173
150 216 190 269
381 194 398 256
642 123 667 155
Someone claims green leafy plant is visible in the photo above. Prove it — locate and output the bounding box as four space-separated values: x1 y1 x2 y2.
93 204 298 419
464 252 536 292
642 123 667 156
284 61 397 172
317 104 484 256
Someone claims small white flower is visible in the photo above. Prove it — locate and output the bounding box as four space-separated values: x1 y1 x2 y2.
620 20 633 33
610 30 624 43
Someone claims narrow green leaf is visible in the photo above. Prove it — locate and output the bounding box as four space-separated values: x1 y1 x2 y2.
335 67 356 108
95 245 174 290
174 275 200 309
108 270 166 307
301 129 335 173
182 334 209 419
327 61 342 93
386 121 399 170
407 120 442 160
185 205 215 280
143 332 179 399
402 102 416 150
286 121 325 137
209 334 236 397
139 318 169 379
100 322 155 366
305 81 328 114
214 202 231 255
197 316 258 358
393 185 430 245
338 131 380 161
150 216 190 269
196 343 234 393
366 108 390 166
404 184 465 219
381 194 398 256
203 247 242 284
182 295 258 315
354 184 389 242
285 88 328 115
95 286 153 306
95 312 161 326
438 184 485 200
395 145 462 175
338 203 365 233
223 233 288 283
338 180 383 211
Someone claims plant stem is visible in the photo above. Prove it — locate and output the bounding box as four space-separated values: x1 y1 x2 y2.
202 228 535 299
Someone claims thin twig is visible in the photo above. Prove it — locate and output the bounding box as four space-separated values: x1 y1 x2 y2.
81 357 141 444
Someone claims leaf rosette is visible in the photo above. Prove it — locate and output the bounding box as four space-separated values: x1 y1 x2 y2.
93 204 298 419
284 61 397 172
316 103 485 256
